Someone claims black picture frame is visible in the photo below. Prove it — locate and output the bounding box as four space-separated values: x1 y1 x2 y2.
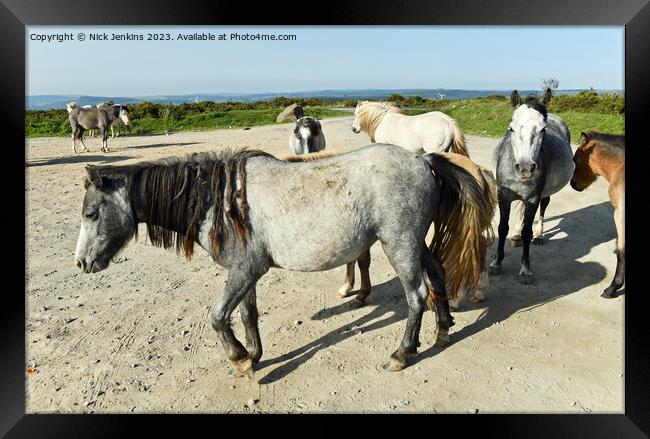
3 0 648 436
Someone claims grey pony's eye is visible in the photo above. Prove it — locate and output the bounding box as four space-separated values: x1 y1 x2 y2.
85 211 98 221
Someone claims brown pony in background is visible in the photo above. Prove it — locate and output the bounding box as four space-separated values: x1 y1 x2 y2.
570 131 625 298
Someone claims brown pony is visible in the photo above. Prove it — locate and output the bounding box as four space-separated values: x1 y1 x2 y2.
286 150 497 310
570 131 625 298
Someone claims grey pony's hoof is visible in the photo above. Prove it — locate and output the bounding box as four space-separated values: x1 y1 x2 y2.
510 236 522 247
488 265 502 276
532 237 544 245
382 357 407 372
518 273 534 285
228 368 245 378
232 358 255 380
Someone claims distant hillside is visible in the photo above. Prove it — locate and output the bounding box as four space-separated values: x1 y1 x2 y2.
27 88 622 110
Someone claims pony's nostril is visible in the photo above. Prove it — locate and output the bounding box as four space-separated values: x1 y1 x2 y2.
514 163 520 171
530 163 537 173
75 259 82 269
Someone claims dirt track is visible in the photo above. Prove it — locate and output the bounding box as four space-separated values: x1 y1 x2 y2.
26 116 623 413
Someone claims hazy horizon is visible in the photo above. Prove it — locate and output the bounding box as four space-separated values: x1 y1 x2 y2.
27 26 624 96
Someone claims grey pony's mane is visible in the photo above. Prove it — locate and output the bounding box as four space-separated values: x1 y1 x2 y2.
88 148 275 259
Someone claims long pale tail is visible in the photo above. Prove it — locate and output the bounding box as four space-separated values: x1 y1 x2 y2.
421 153 496 307
448 118 469 157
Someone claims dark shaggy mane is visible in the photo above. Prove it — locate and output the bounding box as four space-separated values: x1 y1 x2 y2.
524 95 548 119
93 148 275 260
587 131 625 148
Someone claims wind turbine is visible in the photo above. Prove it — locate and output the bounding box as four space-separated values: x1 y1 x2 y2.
438 93 446 100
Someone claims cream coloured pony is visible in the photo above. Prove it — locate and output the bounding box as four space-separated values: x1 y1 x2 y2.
351 100 469 156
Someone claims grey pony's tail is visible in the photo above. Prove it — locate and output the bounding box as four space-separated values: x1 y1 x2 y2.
420 152 492 308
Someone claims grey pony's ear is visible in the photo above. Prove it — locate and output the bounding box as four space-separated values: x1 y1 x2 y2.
85 165 103 189
510 90 522 108
541 88 553 105
293 106 305 119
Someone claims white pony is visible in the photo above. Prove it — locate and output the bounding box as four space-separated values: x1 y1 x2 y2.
351 100 469 156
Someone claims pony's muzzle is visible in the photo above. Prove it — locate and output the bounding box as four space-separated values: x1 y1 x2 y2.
75 258 99 273
75 258 89 272
515 162 536 179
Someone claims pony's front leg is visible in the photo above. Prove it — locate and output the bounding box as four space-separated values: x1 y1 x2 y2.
102 129 110 152
79 129 91 152
532 196 550 245
489 191 512 275
509 200 525 247
239 286 262 363
71 132 78 154
603 249 625 298
335 261 356 299
603 206 625 298
211 265 267 379
518 198 540 284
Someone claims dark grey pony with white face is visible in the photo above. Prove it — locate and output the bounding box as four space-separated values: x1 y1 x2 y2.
74 145 488 378
288 106 326 155
489 89 575 284
68 104 130 153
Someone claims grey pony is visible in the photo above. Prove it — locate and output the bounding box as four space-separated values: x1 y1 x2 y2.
68 104 130 153
74 144 486 377
489 89 575 284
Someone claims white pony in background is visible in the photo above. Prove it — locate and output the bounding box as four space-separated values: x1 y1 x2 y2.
351 100 469 156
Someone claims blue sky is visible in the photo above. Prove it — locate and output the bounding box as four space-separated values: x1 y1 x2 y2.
27 26 624 96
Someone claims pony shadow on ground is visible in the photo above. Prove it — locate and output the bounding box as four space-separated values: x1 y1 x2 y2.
256 277 407 384
122 142 203 150
256 202 615 383
25 154 135 167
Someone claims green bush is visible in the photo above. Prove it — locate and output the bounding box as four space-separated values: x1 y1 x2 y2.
548 91 624 115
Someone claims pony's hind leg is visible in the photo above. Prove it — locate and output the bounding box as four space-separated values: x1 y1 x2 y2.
470 237 490 303
336 261 356 299
211 264 268 379
381 244 428 372
336 249 372 307
532 196 550 245
422 249 454 347
518 198 541 284
352 250 372 307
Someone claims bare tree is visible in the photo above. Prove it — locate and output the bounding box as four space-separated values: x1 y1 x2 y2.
541 78 560 91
